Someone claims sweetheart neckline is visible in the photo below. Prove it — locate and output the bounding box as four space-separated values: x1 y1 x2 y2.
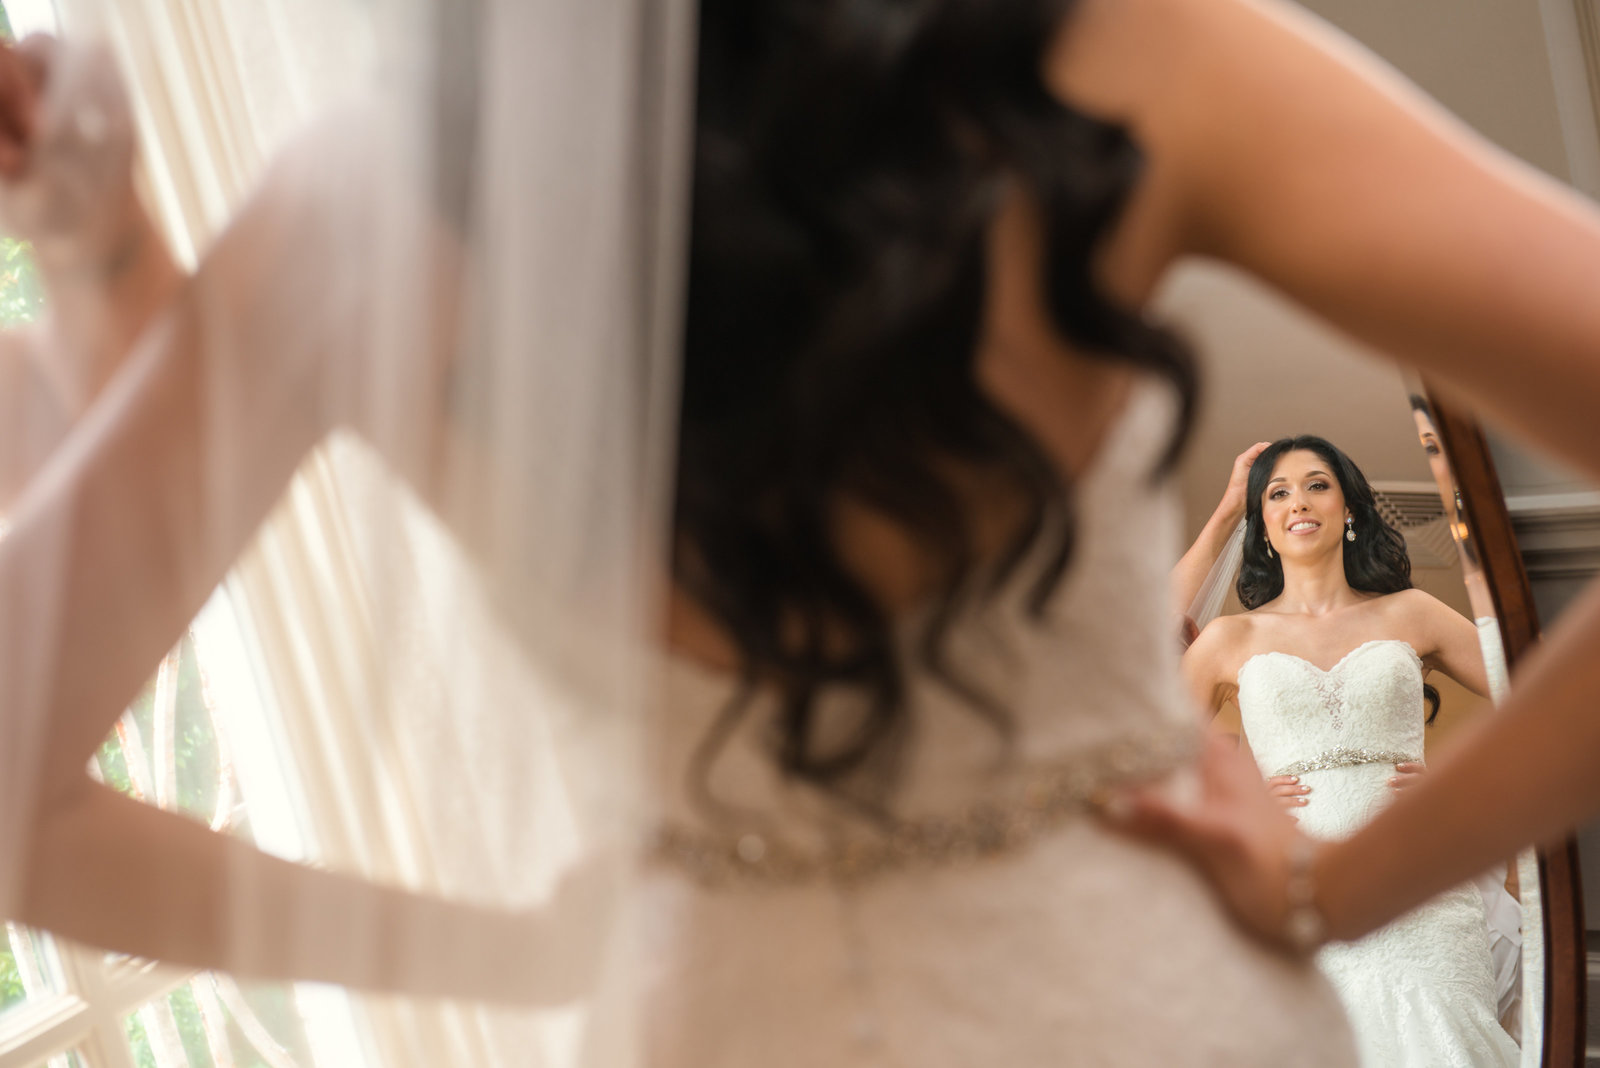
1236 638 1423 686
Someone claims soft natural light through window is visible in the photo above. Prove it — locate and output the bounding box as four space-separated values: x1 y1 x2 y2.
0 0 373 1061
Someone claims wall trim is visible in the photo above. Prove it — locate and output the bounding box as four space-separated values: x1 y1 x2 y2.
1506 491 1600 581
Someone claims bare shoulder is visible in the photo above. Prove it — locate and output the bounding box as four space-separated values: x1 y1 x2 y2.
1046 0 1501 265
1045 0 1203 117
1042 0 1246 295
1187 610 1273 713
1046 0 1363 149
1042 0 1409 290
1377 586 1452 626
1188 610 1255 673
1364 587 1468 660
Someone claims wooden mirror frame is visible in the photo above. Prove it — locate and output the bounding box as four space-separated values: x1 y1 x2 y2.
1424 386 1587 1066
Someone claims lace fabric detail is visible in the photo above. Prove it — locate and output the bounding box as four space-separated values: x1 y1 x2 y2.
1237 640 1425 780
1311 673 1346 730
649 725 1199 890
1318 882 1519 1067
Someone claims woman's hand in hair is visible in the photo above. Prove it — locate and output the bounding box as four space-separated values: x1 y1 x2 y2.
1220 441 1272 518
1171 442 1272 620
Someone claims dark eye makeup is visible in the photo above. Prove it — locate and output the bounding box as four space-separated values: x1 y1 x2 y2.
1268 480 1332 500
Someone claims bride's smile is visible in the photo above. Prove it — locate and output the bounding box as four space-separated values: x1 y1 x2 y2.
1262 451 1354 559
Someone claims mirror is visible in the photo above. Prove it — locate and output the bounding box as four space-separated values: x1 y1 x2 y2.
1410 385 1545 1062
1159 0 1588 1062
1171 331 1542 1065
1411 385 1587 1066
1169 333 1565 1064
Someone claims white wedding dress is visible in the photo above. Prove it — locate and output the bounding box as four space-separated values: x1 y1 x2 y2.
640 379 1357 1067
1238 639 1520 1067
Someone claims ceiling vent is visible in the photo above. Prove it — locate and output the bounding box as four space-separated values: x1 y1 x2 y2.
1370 480 1456 569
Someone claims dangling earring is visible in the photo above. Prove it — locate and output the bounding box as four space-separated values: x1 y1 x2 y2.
1264 536 1274 559
1345 516 1356 542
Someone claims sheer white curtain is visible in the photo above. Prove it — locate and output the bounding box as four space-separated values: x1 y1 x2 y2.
8 0 696 1064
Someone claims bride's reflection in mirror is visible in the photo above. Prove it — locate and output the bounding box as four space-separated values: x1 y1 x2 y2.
1407 389 1535 1053
1408 394 1507 697
1181 434 1520 1065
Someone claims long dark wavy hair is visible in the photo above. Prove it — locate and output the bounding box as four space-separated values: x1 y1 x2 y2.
675 0 1198 804
1238 436 1440 723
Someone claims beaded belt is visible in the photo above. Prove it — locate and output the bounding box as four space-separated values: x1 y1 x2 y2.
1271 748 1420 779
649 725 1200 890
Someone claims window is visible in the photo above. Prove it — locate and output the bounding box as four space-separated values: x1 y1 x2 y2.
0 1 372 1060
0 605 373 1068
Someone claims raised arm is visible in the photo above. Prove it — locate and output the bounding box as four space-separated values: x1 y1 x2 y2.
1173 0 1600 466
0 140 341 959
0 190 181 507
1170 441 1268 623
4 148 345 798
0 96 596 1000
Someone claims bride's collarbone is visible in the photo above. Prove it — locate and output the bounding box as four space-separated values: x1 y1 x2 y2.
1229 606 1427 676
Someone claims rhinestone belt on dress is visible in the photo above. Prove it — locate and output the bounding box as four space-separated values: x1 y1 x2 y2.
649 725 1200 890
1271 747 1420 779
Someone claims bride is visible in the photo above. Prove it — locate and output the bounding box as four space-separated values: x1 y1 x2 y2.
1184 435 1517 1066
8 0 1600 1064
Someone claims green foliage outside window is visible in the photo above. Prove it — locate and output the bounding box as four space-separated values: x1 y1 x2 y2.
0 6 320 1066
124 986 215 1068
0 227 46 1027
0 7 315 1052
0 937 29 1017
125 981 315 1068
0 0 44 328
0 238 43 326
94 638 240 832
0 923 58 1024
0 26 54 1017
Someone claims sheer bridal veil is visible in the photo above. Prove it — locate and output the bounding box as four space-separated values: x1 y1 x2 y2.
1187 520 1246 638
0 0 695 1065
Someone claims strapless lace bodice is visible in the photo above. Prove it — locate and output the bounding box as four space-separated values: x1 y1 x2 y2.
1239 639 1425 840
638 378 1356 1068
1236 637 1518 1066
